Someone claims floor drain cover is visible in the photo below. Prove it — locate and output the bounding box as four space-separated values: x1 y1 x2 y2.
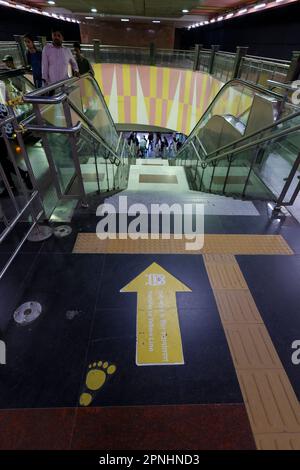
28 225 53 242
14 302 42 325
54 225 72 238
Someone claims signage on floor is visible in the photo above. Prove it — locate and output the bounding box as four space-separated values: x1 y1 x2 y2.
121 262 191 366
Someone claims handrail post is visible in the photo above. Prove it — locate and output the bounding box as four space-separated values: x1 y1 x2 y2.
150 42 156 66
193 44 202 71
287 50 300 82
208 45 219 74
93 39 101 63
13 34 27 67
232 46 248 79
37 36 47 49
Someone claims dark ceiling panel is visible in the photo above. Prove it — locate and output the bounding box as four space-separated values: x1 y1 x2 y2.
9 1 257 18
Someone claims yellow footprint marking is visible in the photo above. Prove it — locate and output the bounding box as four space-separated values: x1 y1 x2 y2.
79 361 116 407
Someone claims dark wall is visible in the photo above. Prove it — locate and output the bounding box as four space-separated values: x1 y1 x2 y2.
178 2 300 60
0 6 80 41
80 21 175 48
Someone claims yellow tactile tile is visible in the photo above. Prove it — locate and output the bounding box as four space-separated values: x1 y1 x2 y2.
224 324 282 369
214 290 262 324
204 255 248 290
256 433 300 450
203 253 300 449
73 233 293 255
202 234 293 255
238 369 300 434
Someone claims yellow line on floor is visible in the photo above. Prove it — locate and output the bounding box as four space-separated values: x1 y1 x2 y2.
73 234 293 255
203 254 300 450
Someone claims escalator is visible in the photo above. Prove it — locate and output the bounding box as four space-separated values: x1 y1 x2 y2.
0 71 133 219
175 79 300 208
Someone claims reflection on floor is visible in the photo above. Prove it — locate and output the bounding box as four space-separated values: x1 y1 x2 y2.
1 182 300 449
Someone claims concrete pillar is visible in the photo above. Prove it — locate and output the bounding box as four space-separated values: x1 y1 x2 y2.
193 44 203 71
232 46 249 79
93 39 101 63
208 45 220 74
287 51 300 82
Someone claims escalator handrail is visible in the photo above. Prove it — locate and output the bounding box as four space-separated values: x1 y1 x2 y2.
204 122 300 165
198 106 300 163
177 78 288 158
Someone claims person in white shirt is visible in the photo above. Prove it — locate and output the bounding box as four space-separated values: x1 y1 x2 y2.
42 30 79 85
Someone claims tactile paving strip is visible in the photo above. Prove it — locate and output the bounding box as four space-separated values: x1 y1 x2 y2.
203 254 300 450
73 234 293 255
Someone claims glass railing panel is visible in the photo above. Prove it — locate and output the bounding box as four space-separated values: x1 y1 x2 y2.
249 131 300 201
198 50 211 72
239 56 290 87
0 74 34 121
212 52 235 83
66 75 119 151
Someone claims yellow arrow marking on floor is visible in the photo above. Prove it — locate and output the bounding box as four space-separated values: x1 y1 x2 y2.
121 262 191 366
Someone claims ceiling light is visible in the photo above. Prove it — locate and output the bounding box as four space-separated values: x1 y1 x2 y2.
48 1 55 4
121 18 129 21
217 16 224 21
85 16 94 19
182 9 189 13
254 3 266 9
91 8 97 13
210 19 216 23
238 8 248 14
152 20 160 23
226 13 234 19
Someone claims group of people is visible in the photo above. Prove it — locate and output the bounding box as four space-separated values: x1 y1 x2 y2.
1 29 94 87
0 30 94 198
128 132 186 158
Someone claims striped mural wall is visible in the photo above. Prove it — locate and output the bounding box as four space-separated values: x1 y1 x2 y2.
94 64 225 135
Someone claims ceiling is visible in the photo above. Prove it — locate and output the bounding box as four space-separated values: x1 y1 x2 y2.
16 1 257 20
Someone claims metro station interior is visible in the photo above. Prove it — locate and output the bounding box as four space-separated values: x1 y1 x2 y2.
1 0 300 453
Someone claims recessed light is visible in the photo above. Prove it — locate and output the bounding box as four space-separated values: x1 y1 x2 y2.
152 20 160 23
121 18 129 21
254 3 266 9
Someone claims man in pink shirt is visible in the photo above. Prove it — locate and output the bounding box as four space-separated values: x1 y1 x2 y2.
42 30 79 85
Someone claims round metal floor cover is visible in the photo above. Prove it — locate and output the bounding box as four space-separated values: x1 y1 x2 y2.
14 302 42 325
54 225 72 238
28 225 53 242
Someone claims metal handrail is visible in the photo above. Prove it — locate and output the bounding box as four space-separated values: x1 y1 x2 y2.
245 54 291 64
241 56 290 69
23 92 67 104
25 122 82 134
